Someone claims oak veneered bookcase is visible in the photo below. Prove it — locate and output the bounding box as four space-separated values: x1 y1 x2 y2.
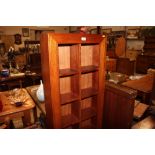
40 33 106 128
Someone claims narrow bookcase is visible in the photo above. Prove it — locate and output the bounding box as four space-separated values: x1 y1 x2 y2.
40 33 106 128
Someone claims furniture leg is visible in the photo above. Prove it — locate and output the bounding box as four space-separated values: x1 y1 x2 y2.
22 110 31 127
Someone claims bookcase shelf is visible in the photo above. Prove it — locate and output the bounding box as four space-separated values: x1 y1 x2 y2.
62 114 79 128
61 93 79 105
81 65 98 74
40 33 106 128
81 88 98 99
59 69 78 77
81 107 96 121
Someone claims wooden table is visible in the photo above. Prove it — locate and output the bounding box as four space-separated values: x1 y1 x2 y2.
26 85 46 116
122 74 154 104
0 88 37 127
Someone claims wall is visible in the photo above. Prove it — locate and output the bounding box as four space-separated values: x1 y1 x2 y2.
0 26 69 51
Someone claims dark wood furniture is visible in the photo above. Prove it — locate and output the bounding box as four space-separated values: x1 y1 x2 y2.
0 74 25 91
136 36 155 74
136 54 155 74
0 73 42 91
40 33 106 129
122 74 154 104
0 88 37 127
106 58 117 72
103 81 137 129
24 40 41 73
116 58 135 75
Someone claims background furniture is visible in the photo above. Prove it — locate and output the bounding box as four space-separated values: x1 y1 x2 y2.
0 74 25 91
116 58 135 75
106 58 117 72
24 40 41 72
136 36 155 74
122 74 154 104
136 54 155 74
103 81 137 129
40 33 106 129
0 88 37 128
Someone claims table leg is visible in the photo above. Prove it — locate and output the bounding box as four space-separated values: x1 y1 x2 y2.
33 106 38 123
22 110 31 127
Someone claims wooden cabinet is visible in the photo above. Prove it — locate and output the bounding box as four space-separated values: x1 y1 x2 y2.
40 33 106 129
103 81 137 129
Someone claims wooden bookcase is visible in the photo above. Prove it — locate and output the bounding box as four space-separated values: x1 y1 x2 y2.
40 33 106 129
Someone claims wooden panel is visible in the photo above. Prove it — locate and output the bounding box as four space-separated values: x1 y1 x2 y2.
97 39 106 128
81 73 93 89
42 33 104 44
81 45 99 67
103 81 137 129
40 34 61 128
58 46 70 69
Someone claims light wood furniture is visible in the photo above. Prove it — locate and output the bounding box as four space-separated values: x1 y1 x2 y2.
40 33 106 129
133 102 149 120
103 81 137 129
122 74 154 104
0 88 37 127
